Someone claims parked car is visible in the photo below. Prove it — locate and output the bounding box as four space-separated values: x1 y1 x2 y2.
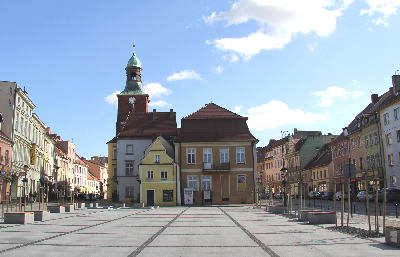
274 192 282 199
77 193 86 200
378 188 400 203
321 192 334 200
356 191 374 202
86 193 96 201
336 191 348 200
308 191 321 199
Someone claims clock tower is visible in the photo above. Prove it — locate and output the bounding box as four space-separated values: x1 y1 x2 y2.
117 45 150 133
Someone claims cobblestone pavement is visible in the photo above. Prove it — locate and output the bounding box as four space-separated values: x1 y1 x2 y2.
0 204 400 256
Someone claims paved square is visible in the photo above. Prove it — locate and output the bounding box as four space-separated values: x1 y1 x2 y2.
0 206 399 256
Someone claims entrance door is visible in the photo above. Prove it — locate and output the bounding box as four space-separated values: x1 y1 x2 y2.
146 190 154 206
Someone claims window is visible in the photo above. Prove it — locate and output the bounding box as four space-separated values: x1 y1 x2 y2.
236 148 245 163
357 136 362 148
188 175 198 191
125 187 134 197
386 133 393 145
113 165 117 177
163 190 173 202
147 170 154 179
113 148 117 159
384 113 390 125
388 154 394 166
203 148 212 163
324 170 326 178
125 162 134 175
161 171 167 179
367 156 370 170
154 154 160 163
390 176 397 187
376 154 381 168
359 157 363 170
365 136 369 148
371 155 375 169
320 170 322 179
5 150 9 160
126 145 133 154
351 138 355 149
187 149 195 164
201 175 211 191
397 130 400 142
344 144 348 155
395 108 400 120
374 133 378 145
220 148 229 163
238 175 246 191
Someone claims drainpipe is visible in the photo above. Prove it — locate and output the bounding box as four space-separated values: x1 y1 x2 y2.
179 142 182 205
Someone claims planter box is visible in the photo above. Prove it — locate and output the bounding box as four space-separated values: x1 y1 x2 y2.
268 205 286 214
4 212 34 224
308 211 336 224
30 210 51 221
65 204 74 212
87 203 98 208
48 206 65 213
115 203 125 208
77 203 85 208
133 203 144 209
385 226 400 248
298 210 323 222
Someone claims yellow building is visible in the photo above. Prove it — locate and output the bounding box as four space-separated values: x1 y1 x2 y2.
106 138 117 202
139 136 181 206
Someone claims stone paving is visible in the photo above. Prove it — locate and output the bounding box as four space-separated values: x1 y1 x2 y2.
0 204 399 256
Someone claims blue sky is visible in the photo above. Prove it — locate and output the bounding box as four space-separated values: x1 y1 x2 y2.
1 0 400 158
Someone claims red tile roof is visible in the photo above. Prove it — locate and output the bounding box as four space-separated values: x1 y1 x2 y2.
303 143 332 170
174 103 258 143
117 111 177 139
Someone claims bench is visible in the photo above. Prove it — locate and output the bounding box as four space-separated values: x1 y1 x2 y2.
47 205 65 213
385 226 400 248
4 212 34 224
268 205 286 214
30 210 51 221
298 210 323 222
308 211 336 224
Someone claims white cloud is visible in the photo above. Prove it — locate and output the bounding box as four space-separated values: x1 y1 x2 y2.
142 82 172 98
204 0 342 59
245 100 329 131
233 106 242 113
149 100 170 107
336 110 345 114
211 65 224 73
361 0 400 18
104 91 121 106
167 70 202 81
312 86 365 107
307 42 318 51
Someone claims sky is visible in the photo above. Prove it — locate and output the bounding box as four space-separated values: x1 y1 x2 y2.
1 0 400 158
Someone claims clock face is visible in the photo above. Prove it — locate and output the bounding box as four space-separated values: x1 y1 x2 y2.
129 97 136 104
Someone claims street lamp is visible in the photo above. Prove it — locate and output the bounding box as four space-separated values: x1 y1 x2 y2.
22 165 28 204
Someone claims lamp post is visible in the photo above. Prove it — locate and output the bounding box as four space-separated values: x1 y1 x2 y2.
22 165 29 205
258 171 263 208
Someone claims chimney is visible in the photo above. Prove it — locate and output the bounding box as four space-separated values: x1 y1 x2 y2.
153 109 156 120
170 109 174 118
371 94 379 104
46 127 51 133
392 75 400 95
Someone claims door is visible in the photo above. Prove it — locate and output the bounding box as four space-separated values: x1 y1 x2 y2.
146 190 154 206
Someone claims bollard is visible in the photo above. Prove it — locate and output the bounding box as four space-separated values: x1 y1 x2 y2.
379 203 381 216
321 201 322 209
365 202 367 215
344 201 346 212
354 203 356 213
328 203 329 210
396 204 398 218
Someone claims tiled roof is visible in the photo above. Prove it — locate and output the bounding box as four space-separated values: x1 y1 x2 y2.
87 171 99 181
0 131 13 143
182 103 243 119
107 136 117 144
117 111 177 139
303 143 332 170
174 103 258 143
295 138 307 151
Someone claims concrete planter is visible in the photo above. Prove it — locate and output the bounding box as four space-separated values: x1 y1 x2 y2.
115 203 125 208
77 203 85 208
134 203 144 209
308 211 336 224
268 205 286 214
4 212 34 224
48 206 65 213
65 204 74 212
31 210 51 221
385 226 400 248
298 210 322 222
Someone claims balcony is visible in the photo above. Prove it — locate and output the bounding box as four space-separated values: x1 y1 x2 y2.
203 162 230 171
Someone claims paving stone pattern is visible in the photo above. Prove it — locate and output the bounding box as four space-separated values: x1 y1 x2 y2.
0 206 399 256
